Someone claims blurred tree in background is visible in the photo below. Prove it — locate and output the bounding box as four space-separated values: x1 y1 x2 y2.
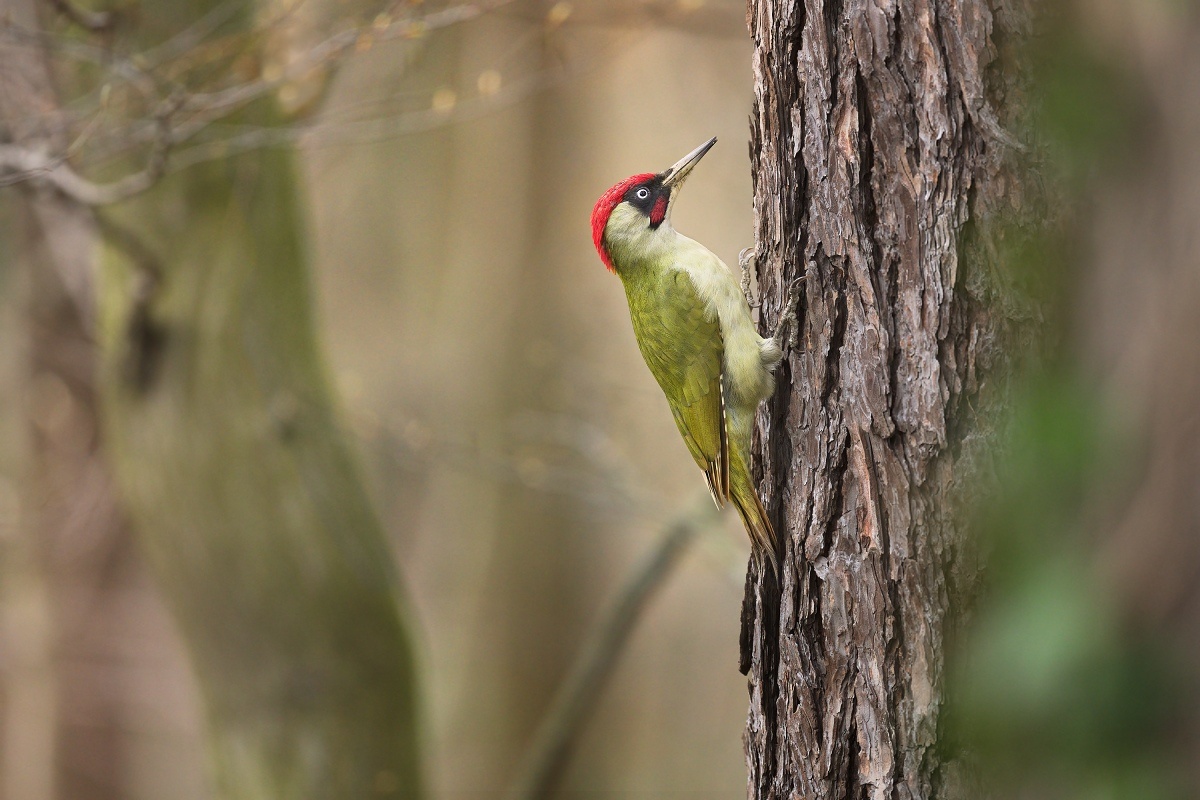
0 1 133 795
3 0 428 796
948 4 1200 799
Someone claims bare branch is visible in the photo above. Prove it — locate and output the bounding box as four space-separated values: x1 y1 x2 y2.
175 1 511 121
0 126 168 205
162 63 573 170
0 21 162 118
347 403 663 517
138 0 245 67
5 0 720 203
46 0 114 31
506 499 719 800
0 0 516 203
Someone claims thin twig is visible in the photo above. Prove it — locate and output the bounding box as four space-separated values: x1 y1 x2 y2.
164 63 571 168
46 0 115 32
175 0 510 120
0 103 172 204
506 499 719 800
138 0 250 67
0 22 158 97
0 0 513 204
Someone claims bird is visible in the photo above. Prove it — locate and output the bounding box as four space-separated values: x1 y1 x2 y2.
590 137 792 573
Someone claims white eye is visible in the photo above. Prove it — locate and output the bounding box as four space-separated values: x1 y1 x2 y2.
635 187 650 200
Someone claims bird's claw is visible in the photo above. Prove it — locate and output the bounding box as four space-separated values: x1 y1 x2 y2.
743 248 803 348
738 247 759 309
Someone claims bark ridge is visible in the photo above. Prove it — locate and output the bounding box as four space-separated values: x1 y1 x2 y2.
743 0 1024 797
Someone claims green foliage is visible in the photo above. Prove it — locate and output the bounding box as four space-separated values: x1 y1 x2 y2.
945 12 1186 799
950 378 1181 800
1024 6 1148 196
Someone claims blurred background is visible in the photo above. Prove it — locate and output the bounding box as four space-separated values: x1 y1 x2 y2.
0 1 763 797
308 3 757 797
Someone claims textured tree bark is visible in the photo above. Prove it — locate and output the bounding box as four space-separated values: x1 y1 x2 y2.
742 0 1027 796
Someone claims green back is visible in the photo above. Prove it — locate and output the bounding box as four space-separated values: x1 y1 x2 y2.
621 267 728 494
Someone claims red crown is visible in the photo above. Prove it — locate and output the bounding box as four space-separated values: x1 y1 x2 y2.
590 173 654 272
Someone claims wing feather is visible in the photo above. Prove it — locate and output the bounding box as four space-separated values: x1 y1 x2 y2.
625 269 729 504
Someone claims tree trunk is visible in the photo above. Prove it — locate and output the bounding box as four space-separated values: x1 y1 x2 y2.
742 0 1027 796
96 60 422 800
97 138 423 799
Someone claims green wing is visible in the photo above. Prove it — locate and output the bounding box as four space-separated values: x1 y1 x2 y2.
625 269 729 504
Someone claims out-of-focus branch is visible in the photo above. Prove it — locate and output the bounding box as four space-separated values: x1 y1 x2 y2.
506 499 719 800
0 113 171 204
165 61 574 169
4 0 732 203
46 0 114 31
177 0 509 121
348 401 663 519
0 22 159 98
0 0 513 204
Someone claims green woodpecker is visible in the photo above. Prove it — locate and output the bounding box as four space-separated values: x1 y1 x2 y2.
591 137 784 571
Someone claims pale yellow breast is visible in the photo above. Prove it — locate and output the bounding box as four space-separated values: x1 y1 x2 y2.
670 235 774 409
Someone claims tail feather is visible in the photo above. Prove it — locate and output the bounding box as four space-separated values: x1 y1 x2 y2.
731 469 779 576
703 462 726 509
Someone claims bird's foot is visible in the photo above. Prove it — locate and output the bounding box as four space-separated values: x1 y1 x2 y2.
772 277 805 350
739 247 759 309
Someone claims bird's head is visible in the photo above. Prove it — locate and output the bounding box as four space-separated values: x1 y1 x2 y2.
590 137 716 273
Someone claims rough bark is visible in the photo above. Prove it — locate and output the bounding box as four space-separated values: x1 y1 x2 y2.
742 0 1027 796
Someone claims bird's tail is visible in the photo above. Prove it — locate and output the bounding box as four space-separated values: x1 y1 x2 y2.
730 458 779 576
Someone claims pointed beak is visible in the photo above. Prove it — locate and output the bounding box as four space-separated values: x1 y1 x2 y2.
661 136 716 189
